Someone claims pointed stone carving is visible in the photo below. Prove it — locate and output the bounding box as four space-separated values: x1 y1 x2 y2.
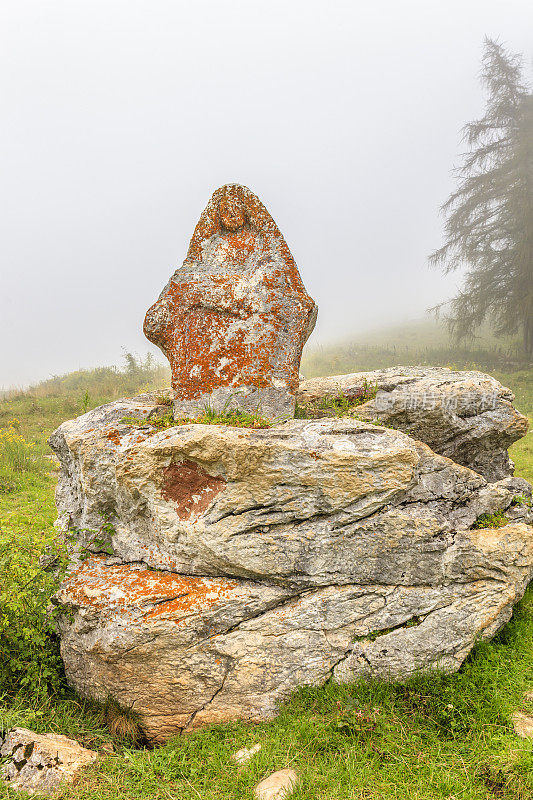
144 184 317 419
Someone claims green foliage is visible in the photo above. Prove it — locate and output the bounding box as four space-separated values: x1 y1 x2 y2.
154 393 173 406
471 509 510 529
510 493 532 507
0 418 46 474
430 38 533 353
82 389 91 414
0 527 69 698
120 413 175 430
72 515 117 561
196 404 272 428
297 380 377 419
320 380 377 413
121 406 272 431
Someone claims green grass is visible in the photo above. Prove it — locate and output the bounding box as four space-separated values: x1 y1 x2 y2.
122 406 272 432
300 318 531 378
1 602 532 798
0 342 532 799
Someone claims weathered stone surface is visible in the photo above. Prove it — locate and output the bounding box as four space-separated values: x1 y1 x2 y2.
49 393 533 587
298 367 529 481
0 728 97 794
144 184 316 420
49 393 533 742
254 769 298 800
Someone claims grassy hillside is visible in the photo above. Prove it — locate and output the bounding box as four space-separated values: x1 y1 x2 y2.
301 318 530 378
1 342 532 799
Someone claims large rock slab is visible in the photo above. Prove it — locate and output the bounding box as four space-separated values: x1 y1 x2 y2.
49 393 533 742
0 728 97 794
144 184 317 420
298 367 529 481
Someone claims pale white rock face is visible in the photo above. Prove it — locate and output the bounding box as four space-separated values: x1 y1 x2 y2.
298 367 529 481
48 378 533 743
0 728 97 794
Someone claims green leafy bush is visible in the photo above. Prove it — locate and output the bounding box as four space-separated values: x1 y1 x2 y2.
0 529 68 698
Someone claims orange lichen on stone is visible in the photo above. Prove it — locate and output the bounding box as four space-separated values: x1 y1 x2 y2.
161 460 225 520
143 184 317 420
106 428 122 445
61 557 242 624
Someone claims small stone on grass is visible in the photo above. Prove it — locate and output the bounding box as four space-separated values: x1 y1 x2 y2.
254 768 298 800
232 742 261 765
512 711 533 738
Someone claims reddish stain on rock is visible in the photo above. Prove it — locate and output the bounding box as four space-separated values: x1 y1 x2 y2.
143 184 317 418
161 460 225 520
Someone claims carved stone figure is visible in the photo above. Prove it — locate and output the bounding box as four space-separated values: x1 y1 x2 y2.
144 184 317 419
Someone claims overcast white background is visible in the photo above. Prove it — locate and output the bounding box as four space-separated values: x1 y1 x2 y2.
1 0 532 388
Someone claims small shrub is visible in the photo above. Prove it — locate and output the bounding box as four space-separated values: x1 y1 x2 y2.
471 509 509 529
81 389 90 413
155 393 173 406
510 494 532 507
73 515 117 561
0 530 69 698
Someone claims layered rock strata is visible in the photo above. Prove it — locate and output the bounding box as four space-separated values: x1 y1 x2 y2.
144 184 317 420
49 382 533 743
298 367 529 481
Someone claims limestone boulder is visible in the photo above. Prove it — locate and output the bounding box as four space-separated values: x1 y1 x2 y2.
297 367 529 481
144 184 317 420
49 392 533 742
0 729 97 794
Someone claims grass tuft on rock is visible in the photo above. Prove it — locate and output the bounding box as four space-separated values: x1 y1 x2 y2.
121 406 272 431
472 509 510 529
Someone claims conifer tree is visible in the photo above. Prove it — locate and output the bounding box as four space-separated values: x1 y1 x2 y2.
431 39 533 353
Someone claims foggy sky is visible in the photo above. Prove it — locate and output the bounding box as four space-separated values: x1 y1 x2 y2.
1 0 532 388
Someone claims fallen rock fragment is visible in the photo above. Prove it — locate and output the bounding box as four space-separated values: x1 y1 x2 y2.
232 742 262 765
254 769 298 800
512 711 533 738
0 728 97 794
